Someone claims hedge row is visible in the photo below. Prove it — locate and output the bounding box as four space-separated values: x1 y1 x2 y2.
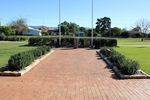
8 46 51 71
0 35 28 41
28 37 117 48
100 47 140 75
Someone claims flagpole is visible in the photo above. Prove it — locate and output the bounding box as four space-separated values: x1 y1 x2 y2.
59 0 61 46
91 0 94 48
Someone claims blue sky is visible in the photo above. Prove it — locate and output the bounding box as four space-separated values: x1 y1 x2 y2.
0 0 150 29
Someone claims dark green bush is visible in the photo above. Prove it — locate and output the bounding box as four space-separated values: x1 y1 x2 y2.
0 26 15 36
99 47 113 57
0 36 28 41
0 33 6 40
28 37 57 46
8 46 51 71
29 37 117 48
120 59 140 75
106 39 117 47
100 47 140 75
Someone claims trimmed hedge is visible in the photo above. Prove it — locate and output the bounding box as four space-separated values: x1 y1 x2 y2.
93 38 117 48
8 46 51 71
28 37 117 48
100 47 140 75
0 36 28 41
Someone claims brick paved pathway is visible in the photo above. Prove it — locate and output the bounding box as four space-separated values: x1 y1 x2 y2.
0 48 150 100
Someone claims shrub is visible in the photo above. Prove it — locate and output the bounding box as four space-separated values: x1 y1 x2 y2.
0 36 28 41
8 46 51 71
28 37 56 46
0 33 6 40
100 47 140 75
29 37 117 48
106 39 117 47
0 26 15 36
93 38 117 49
120 59 140 75
99 47 113 57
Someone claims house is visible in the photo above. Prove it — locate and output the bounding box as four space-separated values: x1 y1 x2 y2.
23 27 42 36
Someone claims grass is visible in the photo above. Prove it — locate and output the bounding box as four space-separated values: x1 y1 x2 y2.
0 41 35 67
118 38 150 46
116 38 150 74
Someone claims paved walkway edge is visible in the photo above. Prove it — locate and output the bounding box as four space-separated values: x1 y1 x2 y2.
0 50 55 77
96 50 150 79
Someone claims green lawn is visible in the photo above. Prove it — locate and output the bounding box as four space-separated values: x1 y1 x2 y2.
116 38 150 74
117 38 150 46
0 41 35 67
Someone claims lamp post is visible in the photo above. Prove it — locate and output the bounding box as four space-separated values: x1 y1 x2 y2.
91 0 94 48
59 0 61 46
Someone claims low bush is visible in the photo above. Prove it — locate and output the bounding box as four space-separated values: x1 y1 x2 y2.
28 37 57 46
29 37 117 48
0 33 6 40
0 36 28 41
0 26 15 36
100 47 140 75
8 46 51 71
93 38 117 48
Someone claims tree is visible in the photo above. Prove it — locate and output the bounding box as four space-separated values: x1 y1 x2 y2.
79 27 86 32
0 26 15 36
120 31 130 38
69 23 79 36
96 17 111 36
59 21 70 35
9 18 28 35
135 19 150 40
59 21 80 36
111 27 122 37
69 23 79 48
130 26 142 38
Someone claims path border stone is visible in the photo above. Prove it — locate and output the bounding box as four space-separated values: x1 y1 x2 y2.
96 50 150 79
0 50 54 77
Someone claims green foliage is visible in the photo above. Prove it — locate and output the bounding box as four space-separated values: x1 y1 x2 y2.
8 46 51 71
0 36 28 41
93 38 117 49
59 21 80 36
28 37 55 46
96 17 111 36
111 27 122 37
0 41 35 67
120 59 140 75
100 47 140 75
0 26 15 36
9 18 28 35
120 31 130 38
42 32 49 36
0 33 6 40
28 37 117 48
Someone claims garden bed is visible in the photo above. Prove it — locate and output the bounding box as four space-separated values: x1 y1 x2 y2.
0 50 54 76
0 46 53 76
96 49 150 79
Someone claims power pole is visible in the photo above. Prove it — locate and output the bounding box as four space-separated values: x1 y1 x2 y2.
59 0 61 46
91 0 94 48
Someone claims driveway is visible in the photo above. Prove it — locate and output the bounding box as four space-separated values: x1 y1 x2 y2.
0 48 150 100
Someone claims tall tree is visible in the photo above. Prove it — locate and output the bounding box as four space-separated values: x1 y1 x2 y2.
69 22 79 36
69 23 79 48
111 27 122 37
96 17 111 36
59 21 70 35
135 19 150 41
9 18 28 35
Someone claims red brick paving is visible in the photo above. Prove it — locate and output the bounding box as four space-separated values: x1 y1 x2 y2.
0 48 150 100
